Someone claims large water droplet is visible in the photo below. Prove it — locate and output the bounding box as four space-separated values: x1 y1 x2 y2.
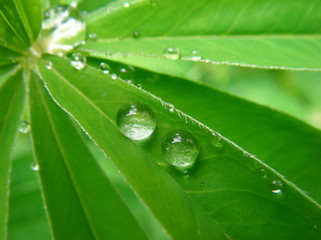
117 103 156 140
19 121 30 134
38 4 86 55
99 62 110 74
163 46 181 60
162 130 199 169
272 180 283 194
70 52 86 70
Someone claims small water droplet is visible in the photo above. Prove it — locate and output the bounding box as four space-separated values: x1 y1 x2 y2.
169 104 175 112
117 65 135 80
44 60 52 69
272 180 283 194
163 46 181 60
99 62 110 74
190 50 202 61
111 73 118 79
19 121 30 134
88 33 97 40
40 4 86 55
162 130 199 170
133 31 141 39
123 2 130 8
214 135 223 148
70 52 86 70
117 103 156 140
200 181 205 187
30 162 39 171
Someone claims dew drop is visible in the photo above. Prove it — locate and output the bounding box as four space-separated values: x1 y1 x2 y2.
39 4 86 55
70 52 86 70
30 162 39 171
163 46 181 60
272 180 283 194
111 73 118 80
162 130 199 170
44 60 53 69
200 181 205 187
169 104 175 112
88 33 97 41
19 121 30 134
99 62 110 74
190 50 202 61
117 103 156 140
117 65 135 80
133 31 141 39
123 2 130 8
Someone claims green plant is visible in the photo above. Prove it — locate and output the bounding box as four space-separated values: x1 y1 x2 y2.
1 0 321 239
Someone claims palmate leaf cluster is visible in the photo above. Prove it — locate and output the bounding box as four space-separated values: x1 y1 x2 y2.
1 0 321 239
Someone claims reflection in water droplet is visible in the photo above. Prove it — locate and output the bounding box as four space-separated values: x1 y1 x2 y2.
123 2 130 8
99 62 110 74
272 180 283 194
162 130 199 170
31 162 39 171
117 65 135 80
44 61 53 69
163 46 181 60
70 52 86 70
39 4 86 55
19 121 30 134
133 31 141 39
117 103 156 140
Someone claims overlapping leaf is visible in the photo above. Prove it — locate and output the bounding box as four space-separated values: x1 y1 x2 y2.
39 55 321 239
79 0 321 70
28 71 150 240
0 69 25 240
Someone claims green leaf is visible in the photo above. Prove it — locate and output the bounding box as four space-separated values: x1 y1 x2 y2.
11 0 42 42
127 67 321 204
40 55 321 239
78 0 117 14
0 0 33 53
81 0 321 70
81 36 321 70
0 70 25 240
28 71 150 240
38 55 224 240
8 135 51 240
